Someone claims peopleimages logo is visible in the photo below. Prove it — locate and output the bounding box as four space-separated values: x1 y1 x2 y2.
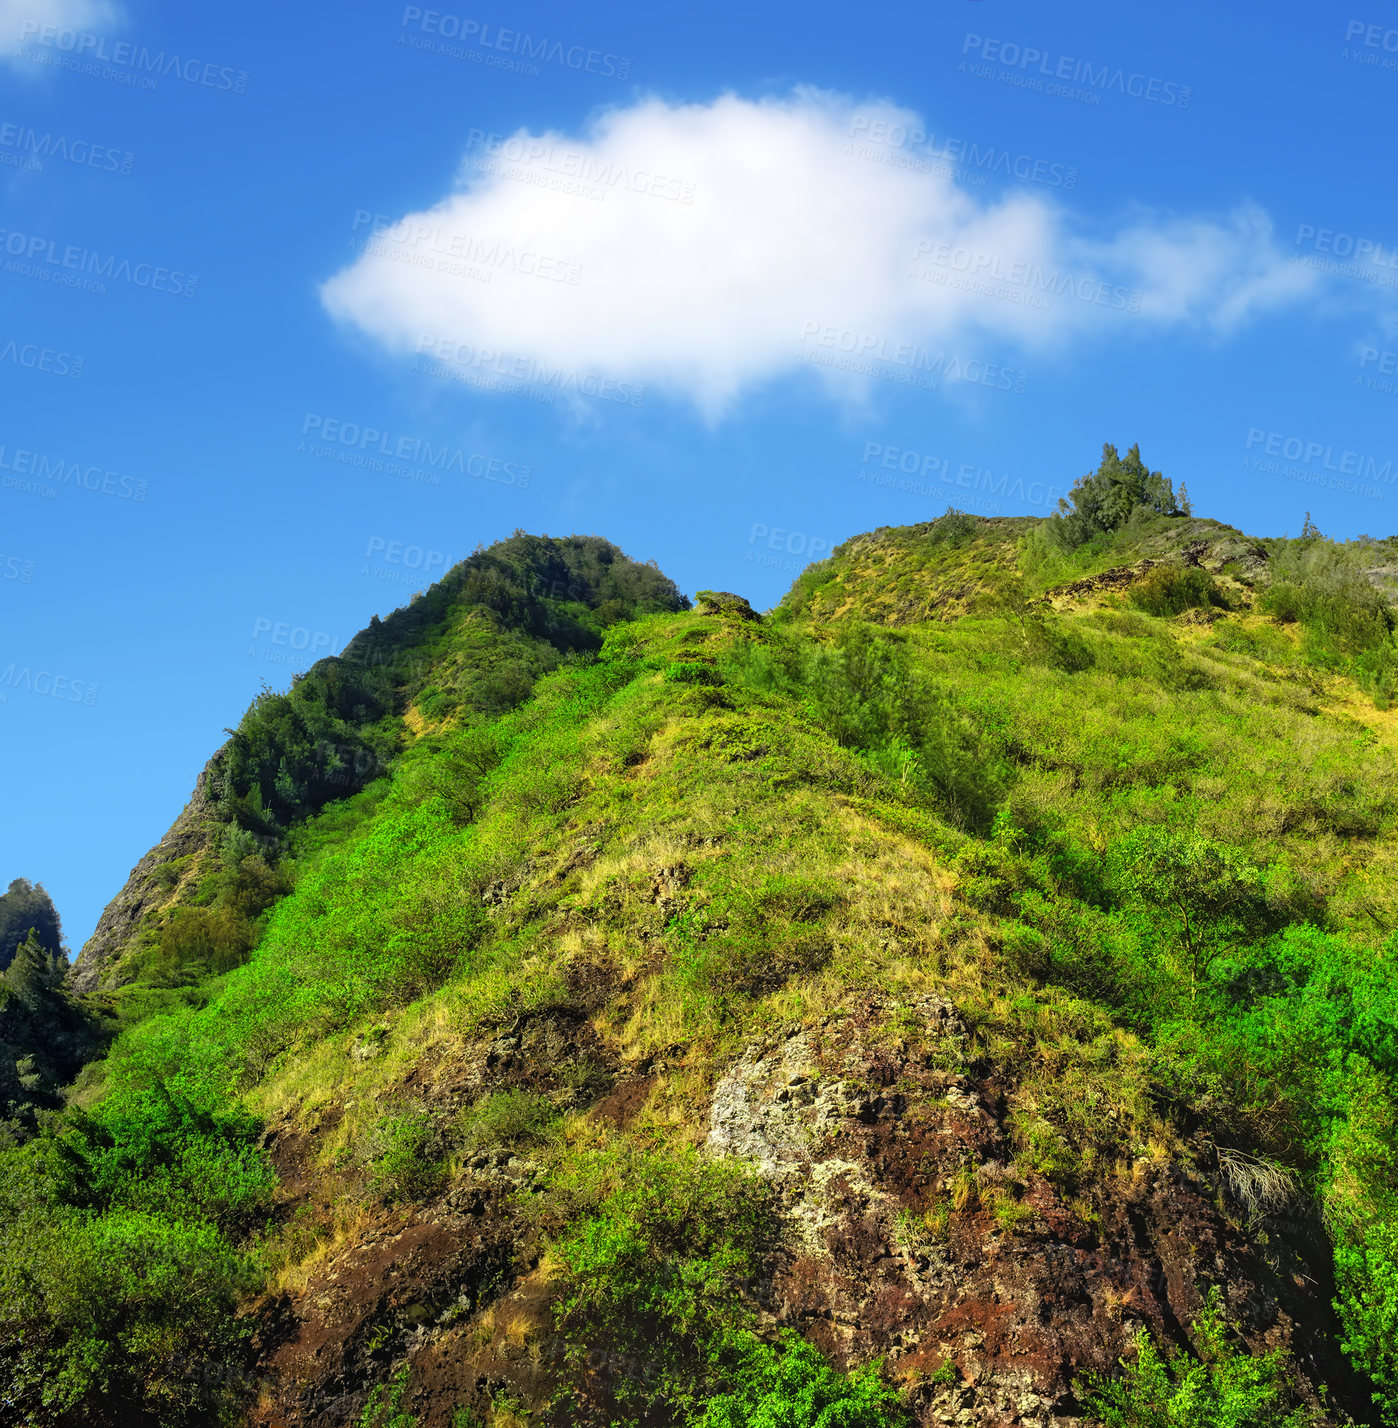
961 34 1191 107
363 537 447 587
16 22 248 92
798 324 1030 393
1243 428 1392 501
461 131 696 205
860 441 1065 511
398 8 631 80
415 337 646 407
0 665 98 706
0 123 135 176
0 445 146 500
846 115 1077 189
299 415 533 486
0 229 197 297
1358 347 1398 397
0 337 84 380
910 240 1142 312
348 210 583 285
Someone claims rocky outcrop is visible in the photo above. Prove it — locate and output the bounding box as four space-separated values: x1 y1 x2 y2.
68 748 226 993
705 996 1361 1426
1043 561 1161 602
242 993 1366 1427
694 590 760 620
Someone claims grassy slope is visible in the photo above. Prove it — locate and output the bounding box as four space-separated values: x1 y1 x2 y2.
10 512 1398 1425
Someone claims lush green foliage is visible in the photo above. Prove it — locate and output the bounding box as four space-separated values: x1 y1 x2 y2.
550 1146 773 1420
0 1083 272 1425
1335 1222 1398 1424
1 927 103 1126
1047 442 1181 550
696 1331 906 1428
720 621 1004 831
1259 533 1398 704
1128 564 1226 617
1079 1287 1313 1427
0 875 63 969
12 495 1398 1424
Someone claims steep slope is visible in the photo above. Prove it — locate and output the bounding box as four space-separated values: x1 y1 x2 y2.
71 534 689 993
9 478 1398 1428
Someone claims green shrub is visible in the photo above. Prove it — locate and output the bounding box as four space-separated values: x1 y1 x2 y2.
720 623 1004 831
1335 1222 1398 1425
1079 1285 1313 1427
0 1199 257 1426
1128 565 1225 618
457 1089 557 1155
369 1110 449 1203
1044 443 1181 551
551 1146 772 1419
1258 537 1398 702
925 507 979 549
696 1330 907 1428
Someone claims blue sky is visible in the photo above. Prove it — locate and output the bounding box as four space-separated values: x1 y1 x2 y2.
4 0 1398 954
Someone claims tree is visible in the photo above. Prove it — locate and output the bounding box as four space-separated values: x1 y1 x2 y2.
1050 443 1181 549
0 879 63 973
1114 829 1263 1004
3 928 64 1012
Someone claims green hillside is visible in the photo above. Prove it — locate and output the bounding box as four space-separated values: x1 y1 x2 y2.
5 448 1398 1428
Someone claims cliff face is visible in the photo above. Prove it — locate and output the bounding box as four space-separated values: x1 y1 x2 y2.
69 754 223 993
245 993 1357 1427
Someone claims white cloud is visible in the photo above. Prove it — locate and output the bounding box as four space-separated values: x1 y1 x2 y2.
321 90 1317 415
1 0 121 66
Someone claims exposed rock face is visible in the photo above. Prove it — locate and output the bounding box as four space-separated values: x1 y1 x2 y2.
706 996 1359 1427
247 1003 627 1428
1043 561 1162 602
244 994 1365 1427
68 750 225 993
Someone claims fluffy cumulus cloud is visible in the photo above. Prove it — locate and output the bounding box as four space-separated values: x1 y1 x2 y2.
1 0 120 62
321 90 1316 415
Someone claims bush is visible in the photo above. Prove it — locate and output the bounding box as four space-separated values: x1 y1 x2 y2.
551 1147 772 1419
720 623 1004 831
457 1089 557 1155
1079 1285 1313 1427
1258 537 1398 702
1045 443 1180 551
0 1199 258 1427
1128 565 1226 618
925 507 979 549
369 1110 449 1203
1335 1222 1398 1426
696 1330 907 1428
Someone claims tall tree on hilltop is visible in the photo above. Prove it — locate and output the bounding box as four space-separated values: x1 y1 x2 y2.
0 879 63 974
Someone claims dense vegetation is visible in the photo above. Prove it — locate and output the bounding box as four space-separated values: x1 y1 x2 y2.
0 877 63 971
112 535 689 991
0 882 98 1130
6 459 1398 1425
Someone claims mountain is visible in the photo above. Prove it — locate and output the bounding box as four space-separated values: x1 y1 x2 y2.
6 450 1398 1428
70 533 689 993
